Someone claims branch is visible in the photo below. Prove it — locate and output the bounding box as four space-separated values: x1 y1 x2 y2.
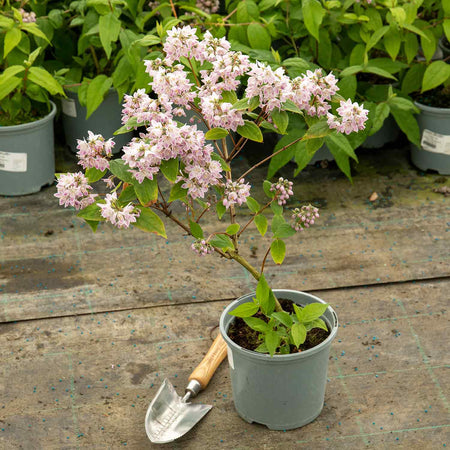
238 135 303 181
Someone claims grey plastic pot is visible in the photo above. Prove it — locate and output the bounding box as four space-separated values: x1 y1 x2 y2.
61 88 132 154
219 289 338 430
361 116 400 149
0 102 56 196
410 101 450 175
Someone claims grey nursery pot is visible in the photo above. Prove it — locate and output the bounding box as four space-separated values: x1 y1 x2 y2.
219 289 338 430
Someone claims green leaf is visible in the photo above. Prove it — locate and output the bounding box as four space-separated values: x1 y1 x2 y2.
422 61 450 93
364 66 397 81
308 318 328 332
337 76 357 100
205 127 229 140
232 97 250 111
390 109 420 147
271 311 293 328
325 132 358 162
216 201 226 219
383 26 401 60
27 67 65 96
226 224 240 235
21 23 51 43
229 302 259 318
303 120 333 140
293 141 315 176
370 103 390 136
291 323 307 347
270 201 283 216
365 25 389 52
244 317 271 332
254 342 268 353
134 177 158 206
114 116 138 135
4 27 22 59
136 34 161 46
265 330 280 356
274 223 296 239
86 75 113 119
84 219 99 232
281 99 303 115
299 302 329 322
77 203 104 221
420 28 436 63
209 234 234 251
189 220 204 239
109 159 135 184
236 121 263 142
254 214 268 236
340 65 364 78
328 146 352 181
169 181 188 202
387 97 418 113
246 197 260 213
0 76 21 101
401 64 426 95
270 239 286 265
134 207 167 238
211 152 231 172
85 167 107 183
99 12 121 59
160 158 179 182
302 0 325 41
118 185 137 204
404 33 419 64
256 274 270 313
247 23 271 50
270 110 289 134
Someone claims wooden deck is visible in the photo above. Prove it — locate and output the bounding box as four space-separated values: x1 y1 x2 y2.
0 144 449 449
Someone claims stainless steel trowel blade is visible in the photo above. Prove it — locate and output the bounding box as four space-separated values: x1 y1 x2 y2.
145 378 212 444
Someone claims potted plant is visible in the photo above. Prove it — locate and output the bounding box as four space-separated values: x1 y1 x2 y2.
55 26 368 429
0 4 65 196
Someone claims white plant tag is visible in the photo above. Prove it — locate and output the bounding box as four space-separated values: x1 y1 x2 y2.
421 129 450 156
227 346 234 370
0 151 27 172
61 98 77 118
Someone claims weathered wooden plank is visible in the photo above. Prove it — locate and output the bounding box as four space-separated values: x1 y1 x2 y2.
1 146 449 322
0 280 448 449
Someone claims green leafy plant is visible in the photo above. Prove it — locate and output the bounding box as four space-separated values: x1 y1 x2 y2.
55 26 369 355
0 4 64 125
229 274 329 356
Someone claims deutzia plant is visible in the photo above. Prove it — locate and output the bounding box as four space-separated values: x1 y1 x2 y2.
56 26 368 356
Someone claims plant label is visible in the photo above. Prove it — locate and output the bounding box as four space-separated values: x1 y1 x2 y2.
61 98 77 118
0 151 27 172
421 129 450 156
227 346 235 370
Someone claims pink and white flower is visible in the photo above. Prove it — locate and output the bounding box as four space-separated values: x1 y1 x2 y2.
223 179 251 208
98 192 140 229
327 99 369 135
291 205 320 231
270 178 294 205
54 172 97 210
191 239 214 256
76 131 114 171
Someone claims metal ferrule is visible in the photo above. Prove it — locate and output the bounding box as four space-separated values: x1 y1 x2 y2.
185 379 202 398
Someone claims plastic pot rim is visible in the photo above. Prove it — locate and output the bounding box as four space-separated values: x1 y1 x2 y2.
0 101 56 134
414 100 450 115
220 289 339 363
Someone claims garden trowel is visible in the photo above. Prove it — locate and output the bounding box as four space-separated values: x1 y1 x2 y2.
145 334 228 444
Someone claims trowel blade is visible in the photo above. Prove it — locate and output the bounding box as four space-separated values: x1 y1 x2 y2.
145 378 212 444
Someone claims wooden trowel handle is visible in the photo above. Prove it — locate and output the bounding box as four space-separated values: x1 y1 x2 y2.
188 334 228 390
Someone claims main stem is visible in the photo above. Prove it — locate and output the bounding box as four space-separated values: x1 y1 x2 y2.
228 251 283 312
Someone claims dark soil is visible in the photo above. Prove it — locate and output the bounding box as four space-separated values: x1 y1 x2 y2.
414 88 450 109
228 298 330 354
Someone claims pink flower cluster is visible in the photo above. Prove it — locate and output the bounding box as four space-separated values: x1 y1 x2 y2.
327 99 369 135
19 8 36 23
291 205 320 231
223 179 251 209
76 131 114 171
121 89 171 125
290 69 339 117
245 62 292 112
55 172 97 210
200 93 244 131
270 178 294 205
98 192 140 229
196 0 219 13
191 239 214 256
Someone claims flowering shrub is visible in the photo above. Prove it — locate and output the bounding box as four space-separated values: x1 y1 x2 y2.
56 26 367 356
